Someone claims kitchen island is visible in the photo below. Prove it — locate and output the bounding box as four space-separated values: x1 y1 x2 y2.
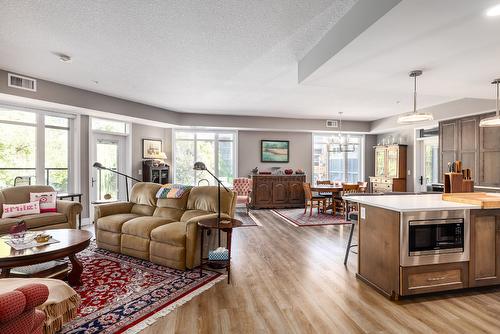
345 193 500 299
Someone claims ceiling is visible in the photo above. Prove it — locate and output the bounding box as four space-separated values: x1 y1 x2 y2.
0 0 499 121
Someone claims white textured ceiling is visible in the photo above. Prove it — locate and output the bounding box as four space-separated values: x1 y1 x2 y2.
0 0 499 121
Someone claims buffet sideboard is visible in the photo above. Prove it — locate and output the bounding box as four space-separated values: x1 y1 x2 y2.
250 175 305 209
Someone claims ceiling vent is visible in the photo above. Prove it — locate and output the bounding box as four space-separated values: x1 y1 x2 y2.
326 120 338 128
7 73 37 92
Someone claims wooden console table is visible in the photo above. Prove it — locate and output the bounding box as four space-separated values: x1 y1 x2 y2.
250 175 305 209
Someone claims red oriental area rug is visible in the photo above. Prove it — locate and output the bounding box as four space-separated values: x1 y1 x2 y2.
271 208 351 227
61 243 224 334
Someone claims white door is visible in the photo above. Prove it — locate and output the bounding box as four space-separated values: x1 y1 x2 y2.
89 133 126 220
416 136 439 192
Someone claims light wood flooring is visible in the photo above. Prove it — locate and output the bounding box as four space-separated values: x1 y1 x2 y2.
99 211 500 334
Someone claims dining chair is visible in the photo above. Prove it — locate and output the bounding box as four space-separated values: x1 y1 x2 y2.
316 180 333 203
333 184 360 215
233 178 252 213
357 181 368 193
303 183 326 216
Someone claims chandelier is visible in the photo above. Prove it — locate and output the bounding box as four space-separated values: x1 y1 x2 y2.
327 112 355 153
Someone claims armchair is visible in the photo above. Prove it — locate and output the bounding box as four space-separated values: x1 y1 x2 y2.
0 283 49 334
232 178 252 213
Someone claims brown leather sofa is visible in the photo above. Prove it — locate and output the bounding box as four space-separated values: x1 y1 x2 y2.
0 185 83 234
94 182 237 270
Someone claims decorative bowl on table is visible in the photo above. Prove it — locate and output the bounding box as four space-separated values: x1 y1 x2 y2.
284 169 293 175
1 231 38 245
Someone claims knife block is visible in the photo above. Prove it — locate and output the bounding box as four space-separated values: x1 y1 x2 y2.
444 173 474 193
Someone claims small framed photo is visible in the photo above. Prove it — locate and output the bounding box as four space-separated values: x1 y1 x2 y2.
261 140 289 163
142 139 162 159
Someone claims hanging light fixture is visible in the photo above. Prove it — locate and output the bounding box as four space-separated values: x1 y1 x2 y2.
328 112 355 153
397 70 434 124
479 79 500 127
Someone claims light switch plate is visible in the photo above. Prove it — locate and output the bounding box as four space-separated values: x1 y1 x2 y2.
407 169 411 176
360 207 366 219
138 170 142 175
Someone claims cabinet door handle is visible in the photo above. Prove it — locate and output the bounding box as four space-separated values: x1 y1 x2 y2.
427 276 446 282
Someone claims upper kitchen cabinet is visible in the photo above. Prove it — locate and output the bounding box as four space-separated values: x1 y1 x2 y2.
439 113 499 187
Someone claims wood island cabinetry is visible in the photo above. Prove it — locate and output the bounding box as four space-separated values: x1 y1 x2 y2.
250 175 305 209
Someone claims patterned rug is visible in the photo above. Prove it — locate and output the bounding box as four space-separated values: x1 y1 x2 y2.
270 208 351 227
61 243 224 334
234 207 262 227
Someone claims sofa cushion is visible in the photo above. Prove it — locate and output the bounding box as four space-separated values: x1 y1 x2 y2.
97 213 141 233
122 216 175 238
151 221 187 247
156 190 190 210
0 185 54 216
152 207 184 221
0 212 67 231
130 182 162 206
180 209 211 222
186 186 233 215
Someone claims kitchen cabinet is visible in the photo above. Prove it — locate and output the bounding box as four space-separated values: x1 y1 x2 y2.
469 209 500 287
369 145 407 193
251 175 306 209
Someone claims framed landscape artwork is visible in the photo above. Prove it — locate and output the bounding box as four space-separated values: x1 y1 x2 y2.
142 139 162 159
261 140 289 163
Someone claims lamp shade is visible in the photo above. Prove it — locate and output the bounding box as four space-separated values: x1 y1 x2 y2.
193 161 207 171
93 162 104 169
479 115 500 127
397 111 434 124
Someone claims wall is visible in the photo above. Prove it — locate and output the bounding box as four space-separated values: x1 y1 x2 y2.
363 135 377 182
131 124 172 182
79 115 90 218
376 129 415 192
238 131 313 181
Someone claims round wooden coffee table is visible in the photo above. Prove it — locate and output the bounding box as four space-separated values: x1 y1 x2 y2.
0 229 92 286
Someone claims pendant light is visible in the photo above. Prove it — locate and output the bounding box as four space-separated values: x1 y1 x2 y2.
397 70 434 124
327 112 355 153
479 79 500 127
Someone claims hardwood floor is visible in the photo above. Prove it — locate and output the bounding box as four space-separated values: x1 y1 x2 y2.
116 211 500 333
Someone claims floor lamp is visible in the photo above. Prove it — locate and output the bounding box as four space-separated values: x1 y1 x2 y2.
93 162 141 201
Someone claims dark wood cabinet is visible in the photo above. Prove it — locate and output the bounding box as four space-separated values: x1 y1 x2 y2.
439 113 499 187
250 175 306 209
469 209 500 287
142 161 169 184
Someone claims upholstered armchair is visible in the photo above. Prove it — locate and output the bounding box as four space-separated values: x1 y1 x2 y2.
0 283 49 334
232 178 252 213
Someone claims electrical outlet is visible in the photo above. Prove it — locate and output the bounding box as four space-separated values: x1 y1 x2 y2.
138 170 142 175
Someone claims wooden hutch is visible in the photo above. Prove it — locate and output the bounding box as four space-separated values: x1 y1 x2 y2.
250 174 305 209
369 144 407 193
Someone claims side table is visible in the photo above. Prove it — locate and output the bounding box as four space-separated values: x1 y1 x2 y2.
198 218 242 284
57 193 83 229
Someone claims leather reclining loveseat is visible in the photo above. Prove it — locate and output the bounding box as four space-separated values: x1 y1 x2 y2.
94 182 237 270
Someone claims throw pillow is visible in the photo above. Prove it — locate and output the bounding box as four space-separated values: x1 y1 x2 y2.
2 201 40 218
30 192 57 213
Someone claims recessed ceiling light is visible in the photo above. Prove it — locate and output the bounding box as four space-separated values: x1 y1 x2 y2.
58 54 72 63
486 4 500 17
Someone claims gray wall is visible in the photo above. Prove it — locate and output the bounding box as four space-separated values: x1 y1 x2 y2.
131 124 172 182
238 131 313 181
363 135 377 182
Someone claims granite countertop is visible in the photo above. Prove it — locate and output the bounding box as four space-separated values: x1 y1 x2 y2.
344 194 481 212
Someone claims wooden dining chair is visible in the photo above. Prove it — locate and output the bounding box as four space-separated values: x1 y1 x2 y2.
303 183 326 216
316 180 333 203
333 184 360 215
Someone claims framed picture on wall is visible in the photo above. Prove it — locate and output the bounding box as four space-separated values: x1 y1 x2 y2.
142 139 162 159
261 140 289 163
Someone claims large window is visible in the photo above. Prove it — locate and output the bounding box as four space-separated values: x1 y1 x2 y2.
313 134 363 183
173 130 236 186
0 107 72 191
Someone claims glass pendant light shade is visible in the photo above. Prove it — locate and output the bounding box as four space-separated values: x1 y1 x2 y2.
397 70 434 124
479 79 500 128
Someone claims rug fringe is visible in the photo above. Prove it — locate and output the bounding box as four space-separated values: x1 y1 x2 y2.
123 274 227 334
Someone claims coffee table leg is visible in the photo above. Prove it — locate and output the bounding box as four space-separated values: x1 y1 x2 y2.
68 254 83 286
0 268 11 278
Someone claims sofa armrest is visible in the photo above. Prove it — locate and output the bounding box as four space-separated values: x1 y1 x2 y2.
56 200 83 229
184 212 232 226
94 202 134 221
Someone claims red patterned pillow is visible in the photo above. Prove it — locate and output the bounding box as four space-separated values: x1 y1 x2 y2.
2 202 40 218
30 192 57 213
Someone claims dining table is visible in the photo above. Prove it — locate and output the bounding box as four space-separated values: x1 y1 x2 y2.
310 184 343 214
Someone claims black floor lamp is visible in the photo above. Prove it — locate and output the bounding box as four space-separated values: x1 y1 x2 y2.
93 162 141 201
193 161 230 226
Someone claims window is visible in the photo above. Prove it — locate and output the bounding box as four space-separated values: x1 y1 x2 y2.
91 118 127 134
173 130 236 186
313 134 363 183
0 107 72 191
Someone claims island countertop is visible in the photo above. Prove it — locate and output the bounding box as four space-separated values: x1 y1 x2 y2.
344 193 481 212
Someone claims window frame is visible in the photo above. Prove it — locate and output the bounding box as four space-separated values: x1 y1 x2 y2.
0 104 75 192
172 129 238 186
312 133 365 183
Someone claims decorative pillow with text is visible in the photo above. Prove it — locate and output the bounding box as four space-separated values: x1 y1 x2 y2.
2 201 40 218
30 192 57 213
